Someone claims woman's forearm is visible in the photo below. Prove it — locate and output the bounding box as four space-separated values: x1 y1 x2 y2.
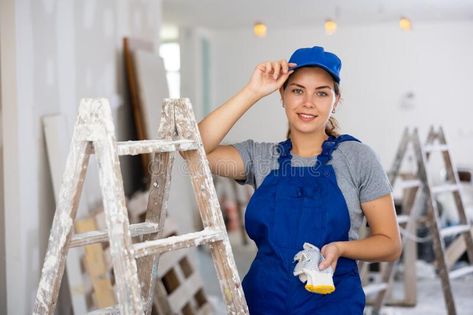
198 60 294 154
198 86 261 154
336 233 401 262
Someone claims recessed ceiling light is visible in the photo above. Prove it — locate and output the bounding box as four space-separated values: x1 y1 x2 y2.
254 22 267 37
324 19 337 35
400 17 412 31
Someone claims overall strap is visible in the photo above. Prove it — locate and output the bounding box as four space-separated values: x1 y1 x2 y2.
276 139 292 170
317 134 361 165
277 134 361 168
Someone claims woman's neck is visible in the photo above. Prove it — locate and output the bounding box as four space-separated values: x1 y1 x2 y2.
290 130 329 157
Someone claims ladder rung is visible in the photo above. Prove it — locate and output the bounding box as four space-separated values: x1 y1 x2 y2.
86 139 198 156
431 184 459 194
117 139 198 155
423 144 449 153
397 179 422 189
134 227 224 258
70 222 160 248
363 283 388 296
88 305 120 315
440 224 471 238
449 266 473 280
397 214 409 225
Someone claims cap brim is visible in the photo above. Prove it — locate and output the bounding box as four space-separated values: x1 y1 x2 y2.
289 63 340 83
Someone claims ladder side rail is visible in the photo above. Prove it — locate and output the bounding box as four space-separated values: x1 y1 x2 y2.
383 182 422 307
33 119 93 314
413 128 457 315
174 98 249 314
400 185 420 305
138 101 176 314
382 129 420 307
438 127 473 263
91 99 144 315
387 127 411 184
424 125 437 160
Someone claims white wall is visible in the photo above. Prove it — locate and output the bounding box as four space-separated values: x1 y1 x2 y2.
180 27 215 122
209 20 473 169
0 0 19 313
1 0 162 313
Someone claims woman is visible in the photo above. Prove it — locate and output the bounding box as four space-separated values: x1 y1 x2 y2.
198 46 401 314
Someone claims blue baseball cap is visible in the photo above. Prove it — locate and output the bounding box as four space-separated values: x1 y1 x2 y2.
288 46 342 83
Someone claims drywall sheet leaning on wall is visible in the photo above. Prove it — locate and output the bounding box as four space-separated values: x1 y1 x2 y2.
134 50 169 138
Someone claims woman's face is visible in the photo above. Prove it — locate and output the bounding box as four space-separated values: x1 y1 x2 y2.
280 67 339 137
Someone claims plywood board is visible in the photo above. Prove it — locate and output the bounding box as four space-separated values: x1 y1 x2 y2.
123 37 168 182
134 49 169 139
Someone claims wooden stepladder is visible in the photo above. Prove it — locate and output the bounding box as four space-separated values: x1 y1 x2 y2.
360 128 423 313
362 126 473 315
418 126 473 314
33 98 248 314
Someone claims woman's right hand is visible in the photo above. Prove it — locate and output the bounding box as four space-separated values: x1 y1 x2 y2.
198 60 296 167
245 60 296 99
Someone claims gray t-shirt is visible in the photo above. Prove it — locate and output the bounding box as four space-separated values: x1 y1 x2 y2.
232 139 392 240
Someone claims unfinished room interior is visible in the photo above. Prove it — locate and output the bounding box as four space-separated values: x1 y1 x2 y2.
1 0 473 314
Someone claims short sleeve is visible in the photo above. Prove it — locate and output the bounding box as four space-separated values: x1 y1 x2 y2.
231 140 277 189
232 140 257 187
357 145 392 203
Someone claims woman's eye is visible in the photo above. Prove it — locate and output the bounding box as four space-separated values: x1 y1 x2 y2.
316 91 328 97
292 88 303 95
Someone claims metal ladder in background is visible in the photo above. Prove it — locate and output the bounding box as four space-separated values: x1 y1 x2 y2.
33 98 248 314
361 126 473 315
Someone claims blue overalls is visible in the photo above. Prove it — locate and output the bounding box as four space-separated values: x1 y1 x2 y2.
242 135 366 315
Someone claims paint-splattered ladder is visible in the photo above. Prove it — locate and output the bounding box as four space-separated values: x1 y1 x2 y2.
361 126 473 315
33 98 249 315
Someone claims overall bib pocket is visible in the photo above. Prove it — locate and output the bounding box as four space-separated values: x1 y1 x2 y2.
271 183 305 248
297 202 327 247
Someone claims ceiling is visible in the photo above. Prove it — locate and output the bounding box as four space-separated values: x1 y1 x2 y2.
162 0 473 30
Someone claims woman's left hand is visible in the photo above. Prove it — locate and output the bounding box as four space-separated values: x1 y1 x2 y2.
319 242 343 271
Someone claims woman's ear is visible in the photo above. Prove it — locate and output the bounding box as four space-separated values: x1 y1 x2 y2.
332 95 341 113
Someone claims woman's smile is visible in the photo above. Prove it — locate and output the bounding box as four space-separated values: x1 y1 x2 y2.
297 112 318 122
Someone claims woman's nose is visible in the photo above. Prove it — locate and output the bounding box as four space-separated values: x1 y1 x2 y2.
302 95 315 108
